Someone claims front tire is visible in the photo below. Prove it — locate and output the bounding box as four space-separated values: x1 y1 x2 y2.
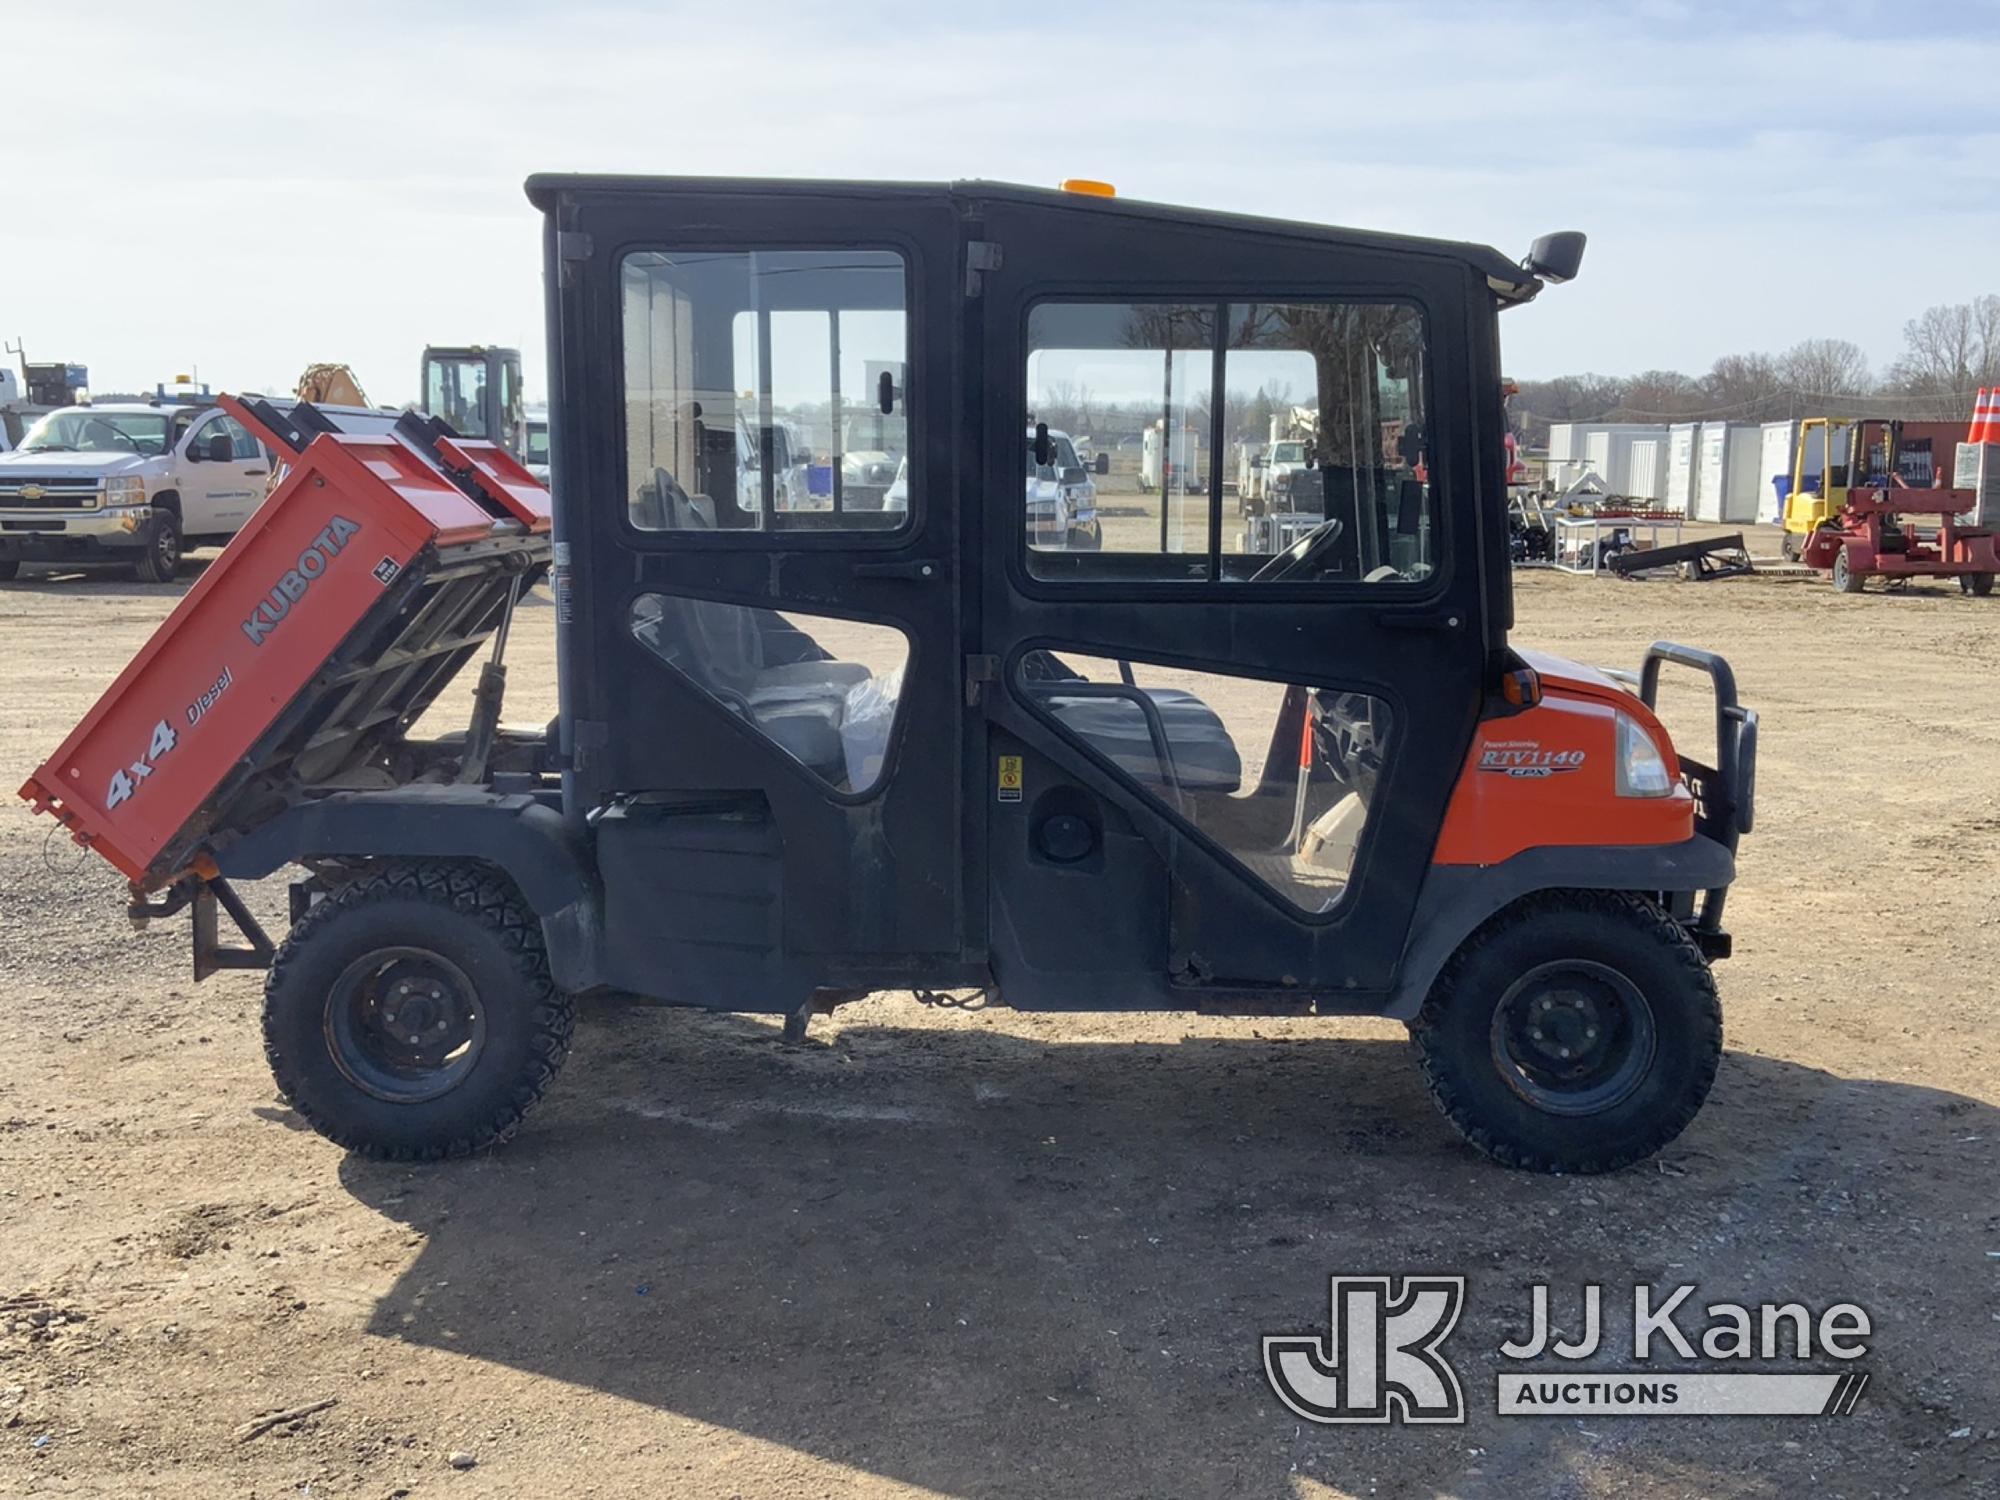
1960 572 1994 597
1831 546 1864 593
132 510 182 583
263 863 574 1159
1410 891 1721 1173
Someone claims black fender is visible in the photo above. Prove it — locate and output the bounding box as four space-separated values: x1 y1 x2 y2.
1382 836 1735 1020
214 788 603 991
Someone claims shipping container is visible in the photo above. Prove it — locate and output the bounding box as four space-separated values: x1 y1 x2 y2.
1549 422 1669 492
1693 423 1764 523
1664 423 1699 515
1627 437 1667 502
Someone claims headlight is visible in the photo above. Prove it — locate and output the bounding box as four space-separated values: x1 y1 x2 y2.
104 475 148 508
1614 712 1675 797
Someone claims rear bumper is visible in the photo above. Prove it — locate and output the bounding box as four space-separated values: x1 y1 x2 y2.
0 507 152 559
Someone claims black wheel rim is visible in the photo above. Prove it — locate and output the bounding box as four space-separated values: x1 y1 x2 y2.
1488 960 1656 1117
323 946 486 1103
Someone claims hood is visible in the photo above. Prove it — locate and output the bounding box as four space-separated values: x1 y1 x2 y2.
0 449 148 476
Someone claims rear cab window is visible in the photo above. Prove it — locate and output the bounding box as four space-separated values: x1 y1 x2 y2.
619 248 910 534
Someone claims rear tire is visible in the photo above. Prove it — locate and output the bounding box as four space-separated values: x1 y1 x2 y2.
132 511 182 583
1960 572 1994 597
1410 891 1721 1174
1779 531 1799 561
1832 546 1864 593
263 862 573 1159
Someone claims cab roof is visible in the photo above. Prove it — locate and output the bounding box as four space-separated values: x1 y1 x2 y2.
522 174 1546 304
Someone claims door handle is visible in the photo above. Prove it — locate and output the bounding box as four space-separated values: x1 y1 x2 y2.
1377 610 1462 632
852 560 941 581
243 468 267 477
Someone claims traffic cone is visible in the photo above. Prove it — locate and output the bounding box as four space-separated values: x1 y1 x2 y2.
1973 388 1996 445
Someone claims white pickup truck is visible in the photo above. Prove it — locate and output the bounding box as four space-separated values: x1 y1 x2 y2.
0 401 271 582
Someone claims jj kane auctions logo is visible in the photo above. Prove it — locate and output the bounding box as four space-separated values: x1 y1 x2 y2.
1264 1277 1871 1423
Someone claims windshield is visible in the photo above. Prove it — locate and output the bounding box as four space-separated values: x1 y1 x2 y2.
425 356 489 438
20 410 172 456
1272 442 1307 464
525 421 549 465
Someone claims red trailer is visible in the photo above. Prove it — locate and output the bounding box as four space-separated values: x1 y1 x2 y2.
1799 487 2000 594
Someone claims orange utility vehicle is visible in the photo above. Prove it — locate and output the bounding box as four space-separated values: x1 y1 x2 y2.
24 179 1755 1174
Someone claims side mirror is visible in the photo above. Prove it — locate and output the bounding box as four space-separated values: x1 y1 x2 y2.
1524 230 1586 283
1033 422 1051 466
877 370 897 415
205 432 233 463
1094 452 1109 476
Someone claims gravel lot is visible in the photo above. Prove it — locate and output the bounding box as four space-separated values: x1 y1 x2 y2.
1 536 1996 1498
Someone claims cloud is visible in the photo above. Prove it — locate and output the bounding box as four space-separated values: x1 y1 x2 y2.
2 0 1993 395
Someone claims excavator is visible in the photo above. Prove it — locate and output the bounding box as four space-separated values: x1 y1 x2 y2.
420 346 526 461
294 362 372 408
287 350 529 465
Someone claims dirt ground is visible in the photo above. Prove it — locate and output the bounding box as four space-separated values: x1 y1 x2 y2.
2 530 1997 1499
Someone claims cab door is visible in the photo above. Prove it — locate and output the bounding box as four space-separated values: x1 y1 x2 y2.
970 192 1501 1007
177 412 265 532
539 181 972 996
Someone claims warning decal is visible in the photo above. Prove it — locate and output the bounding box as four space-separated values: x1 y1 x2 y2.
997 754 1023 803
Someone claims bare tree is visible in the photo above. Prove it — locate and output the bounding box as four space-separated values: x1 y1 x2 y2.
1887 296 2000 416
1776 338 1870 399
1611 370 1705 420
1703 352 1787 421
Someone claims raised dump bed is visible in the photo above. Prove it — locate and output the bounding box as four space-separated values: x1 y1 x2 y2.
20 398 551 892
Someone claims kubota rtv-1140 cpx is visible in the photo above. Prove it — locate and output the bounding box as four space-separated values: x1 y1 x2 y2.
24 177 1756 1173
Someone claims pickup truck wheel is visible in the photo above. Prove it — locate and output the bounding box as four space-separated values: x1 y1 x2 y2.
263 862 574 1160
1410 891 1720 1174
132 511 182 583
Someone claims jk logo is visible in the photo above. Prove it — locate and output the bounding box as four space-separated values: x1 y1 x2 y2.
1264 1276 1467 1424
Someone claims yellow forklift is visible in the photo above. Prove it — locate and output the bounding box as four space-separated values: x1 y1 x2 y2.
1780 417 1855 560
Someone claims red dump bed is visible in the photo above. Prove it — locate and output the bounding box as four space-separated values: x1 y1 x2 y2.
20 401 552 886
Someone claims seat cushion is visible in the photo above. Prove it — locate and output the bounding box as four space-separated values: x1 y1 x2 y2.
751 697 847 773
1043 687 1241 794
755 660 873 694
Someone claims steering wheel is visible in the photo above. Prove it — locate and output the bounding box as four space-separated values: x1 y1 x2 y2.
83 417 139 454
1250 517 1344 583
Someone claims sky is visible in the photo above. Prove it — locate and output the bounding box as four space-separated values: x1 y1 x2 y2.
4 0 1996 405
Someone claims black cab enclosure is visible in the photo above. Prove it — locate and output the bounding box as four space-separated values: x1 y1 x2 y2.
77 177 1753 1171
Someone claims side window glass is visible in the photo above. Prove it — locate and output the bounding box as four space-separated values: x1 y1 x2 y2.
622 249 908 533
1015 648 1392 913
216 415 259 460
1024 298 1434 585
1224 303 1432 584
1026 302 1212 581
629 594 909 793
